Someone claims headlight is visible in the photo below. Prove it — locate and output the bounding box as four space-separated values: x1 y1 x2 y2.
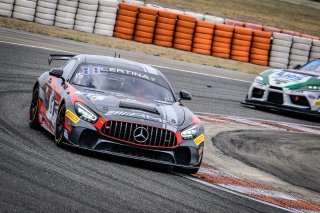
181 124 199 140
74 102 98 123
254 76 264 84
298 86 320 91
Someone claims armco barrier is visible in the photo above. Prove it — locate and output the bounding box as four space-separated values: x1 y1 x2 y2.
1 0 320 69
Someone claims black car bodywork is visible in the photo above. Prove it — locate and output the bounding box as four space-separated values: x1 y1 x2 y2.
29 54 204 174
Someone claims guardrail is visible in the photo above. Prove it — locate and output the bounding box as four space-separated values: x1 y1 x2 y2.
1 0 319 69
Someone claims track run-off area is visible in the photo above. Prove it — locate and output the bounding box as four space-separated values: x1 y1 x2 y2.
0 28 319 212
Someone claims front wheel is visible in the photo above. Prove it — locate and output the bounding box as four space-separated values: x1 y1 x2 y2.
29 86 40 129
55 103 66 147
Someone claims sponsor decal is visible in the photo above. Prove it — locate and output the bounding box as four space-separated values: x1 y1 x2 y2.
105 111 176 127
194 134 204 145
269 71 310 87
314 100 320 107
101 67 151 81
65 109 80 124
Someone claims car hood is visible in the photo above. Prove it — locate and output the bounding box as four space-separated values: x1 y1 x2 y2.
262 69 320 88
80 88 186 130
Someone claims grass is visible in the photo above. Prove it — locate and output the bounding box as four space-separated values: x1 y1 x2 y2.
0 16 266 75
147 0 320 36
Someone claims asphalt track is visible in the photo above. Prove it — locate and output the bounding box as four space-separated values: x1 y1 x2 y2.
213 130 320 193
0 28 317 212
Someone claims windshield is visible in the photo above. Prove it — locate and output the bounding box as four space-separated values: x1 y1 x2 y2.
71 64 175 102
299 59 320 72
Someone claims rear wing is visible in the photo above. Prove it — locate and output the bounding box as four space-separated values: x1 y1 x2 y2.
48 54 76 65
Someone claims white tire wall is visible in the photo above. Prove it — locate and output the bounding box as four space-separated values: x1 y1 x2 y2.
0 1 14 17
269 33 292 69
204 15 224 24
289 35 312 66
12 0 37 21
74 0 98 33
54 0 78 29
94 0 119 36
165 8 184 14
123 0 144 6
35 0 58 26
310 39 320 61
184 11 204 21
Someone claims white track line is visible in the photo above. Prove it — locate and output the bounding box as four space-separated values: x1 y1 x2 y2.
219 185 297 201
173 172 296 213
0 40 250 83
196 112 320 129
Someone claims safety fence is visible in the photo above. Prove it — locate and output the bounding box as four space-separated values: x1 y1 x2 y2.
1 0 319 69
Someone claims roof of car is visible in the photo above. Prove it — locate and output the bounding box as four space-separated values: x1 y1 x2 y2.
75 54 163 77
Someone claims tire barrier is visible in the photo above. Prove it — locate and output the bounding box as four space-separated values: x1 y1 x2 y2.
94 0 119 36
288 36 312 68
2 1 320 69
192 21 214 55
12 0 37 22
204 15 224 24
173 14 196 52
123 0 144 6
269 33 292 69
225 19 244 27
113 3 138 40
212 24 234 59
153 10 177 48
0 0 14 17
231 27 253 62
35 0 58 26
133 6 158 44
74 0 98 33
54 0 78 29
310 40 320 61
244 23 263 31
250 30 271 66
263 26 281 33
281 29 300 37
184 11 204 21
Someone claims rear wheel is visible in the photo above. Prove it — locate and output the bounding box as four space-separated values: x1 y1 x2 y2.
55 103 66 147
29 85 40 129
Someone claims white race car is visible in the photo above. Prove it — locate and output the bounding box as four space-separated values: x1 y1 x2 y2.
243 59 320 117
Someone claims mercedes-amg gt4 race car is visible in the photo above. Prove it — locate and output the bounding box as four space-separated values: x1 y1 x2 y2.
243 59 320 117
29 54 204 174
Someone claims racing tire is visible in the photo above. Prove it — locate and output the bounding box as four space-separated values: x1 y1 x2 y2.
165 8 184 15
184 11 204 21
311 46 320 52
272 39 292 47
273 32 293 41
29 85 40 129
293 36 312 45
313 40 320 47
269 62 288 69
55 103 66 147
0 9 12 17
292 43 311 51
204 15 224 24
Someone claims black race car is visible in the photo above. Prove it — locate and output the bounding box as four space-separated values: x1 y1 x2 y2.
29 54 204 174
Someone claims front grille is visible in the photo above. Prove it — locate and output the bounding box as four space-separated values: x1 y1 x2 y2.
270 86 283 91
267 92 283 104
252 88 264 98
94 143 175 163
101 120 177 147
290 95 310 107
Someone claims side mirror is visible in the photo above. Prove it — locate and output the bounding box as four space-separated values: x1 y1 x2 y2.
49 68 65 83
292 64 301 69
179 90 192 101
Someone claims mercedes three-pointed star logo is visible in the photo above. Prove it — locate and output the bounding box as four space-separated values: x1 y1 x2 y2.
133 127 149 143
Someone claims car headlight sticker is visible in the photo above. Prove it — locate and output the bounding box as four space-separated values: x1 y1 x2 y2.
181 124 199 140
254 76 264 85
75 102 98 123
